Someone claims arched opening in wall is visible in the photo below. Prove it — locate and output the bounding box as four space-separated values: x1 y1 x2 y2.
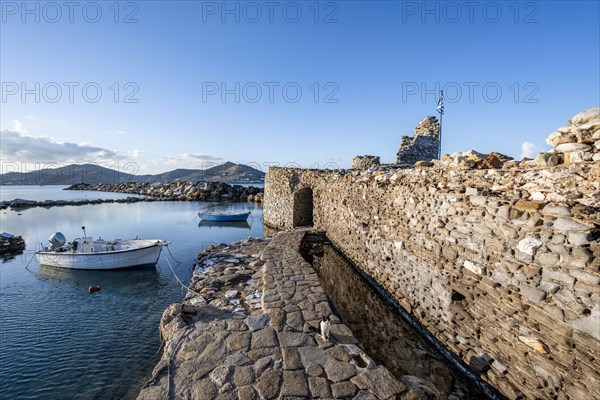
293 188 313 227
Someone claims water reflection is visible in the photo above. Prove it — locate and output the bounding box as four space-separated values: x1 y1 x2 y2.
198 220 251 230
303 235 483 399
1 250 24 263
37 264 161 288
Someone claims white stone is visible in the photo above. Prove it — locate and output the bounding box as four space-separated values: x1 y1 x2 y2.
556 143 591 153
209 365 231 385
553 217 591 232
541 205 570 217
568 151 593 163
463 260 485 275
517 237 543 256
225 290 238 298
394 241 404 250
568 233 590 246
580 119 600 131
491 360 507 374
546 130 576 147
570 306 600 341
569 107 600 125
531 192 545 201
189 296 207 306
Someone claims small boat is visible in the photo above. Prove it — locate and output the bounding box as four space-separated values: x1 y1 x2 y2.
197 211 251 222
35 226 168 270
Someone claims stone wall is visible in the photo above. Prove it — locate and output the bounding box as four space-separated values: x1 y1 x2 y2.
352 156 381 170
263 161 600 399
396 116 441 165
542 107 600 165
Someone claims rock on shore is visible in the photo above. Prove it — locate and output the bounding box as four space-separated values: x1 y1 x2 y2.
0 233 25 255
66 181 264 202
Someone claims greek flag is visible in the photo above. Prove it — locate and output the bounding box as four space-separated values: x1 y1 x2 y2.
437 97 444 114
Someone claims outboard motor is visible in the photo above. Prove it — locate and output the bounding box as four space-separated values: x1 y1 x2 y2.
49 232 66 250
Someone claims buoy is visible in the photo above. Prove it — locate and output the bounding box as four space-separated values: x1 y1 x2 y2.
88 285 101 293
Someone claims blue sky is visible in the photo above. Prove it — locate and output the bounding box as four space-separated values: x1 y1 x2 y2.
1 0 599 174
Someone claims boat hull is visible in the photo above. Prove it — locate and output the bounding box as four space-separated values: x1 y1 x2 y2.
35 242 164 270
197 212 250 222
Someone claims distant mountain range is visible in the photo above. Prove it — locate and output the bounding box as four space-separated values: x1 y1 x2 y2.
0 162 265 185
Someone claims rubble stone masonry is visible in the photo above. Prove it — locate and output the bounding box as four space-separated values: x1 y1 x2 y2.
263 161 600 399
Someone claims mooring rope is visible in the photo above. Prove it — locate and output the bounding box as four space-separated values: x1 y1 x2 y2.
164 255 202 297
165 245 182 264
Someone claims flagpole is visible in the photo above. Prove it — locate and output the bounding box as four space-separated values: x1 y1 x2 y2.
438 89 443 159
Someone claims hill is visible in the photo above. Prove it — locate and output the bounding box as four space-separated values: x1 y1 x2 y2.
0 162 265 185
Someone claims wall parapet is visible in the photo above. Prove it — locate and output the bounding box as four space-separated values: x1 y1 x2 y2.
263 162 599 399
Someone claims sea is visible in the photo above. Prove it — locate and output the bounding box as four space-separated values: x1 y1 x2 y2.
0 185 264 400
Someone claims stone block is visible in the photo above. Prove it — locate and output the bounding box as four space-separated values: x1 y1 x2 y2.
553 218 592 232
352 155 380 170
351 366 406 399
324 359 356 383
331 381 358 398
280 371 309 397
542 269 576 286
519 284 547 304
308 377 331 398
463 260 486 275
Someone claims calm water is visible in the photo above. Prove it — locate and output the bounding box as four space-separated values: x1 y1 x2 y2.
0 185 146 202
0 188 263 400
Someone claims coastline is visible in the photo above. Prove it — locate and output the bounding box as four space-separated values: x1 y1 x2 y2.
1 181 264 210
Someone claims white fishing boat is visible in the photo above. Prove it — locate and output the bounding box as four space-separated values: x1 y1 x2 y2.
35 227 168 270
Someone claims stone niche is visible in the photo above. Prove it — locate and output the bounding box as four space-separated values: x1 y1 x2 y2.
396 116 440 165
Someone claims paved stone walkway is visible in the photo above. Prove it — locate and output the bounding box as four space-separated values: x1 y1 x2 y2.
137 232 409 399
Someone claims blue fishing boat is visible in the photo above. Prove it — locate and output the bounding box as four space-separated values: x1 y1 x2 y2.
197 211 251 222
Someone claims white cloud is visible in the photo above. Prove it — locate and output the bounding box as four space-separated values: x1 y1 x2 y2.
521 141 543 159
184 153 223 162
0 129 122 163
127 150 142 159
161 153 224 169
11 120 27 134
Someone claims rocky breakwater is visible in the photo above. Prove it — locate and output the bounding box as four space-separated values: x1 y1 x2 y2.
0 232 26 258
67 181 264 202
138 231 454 400
0 196 148 211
